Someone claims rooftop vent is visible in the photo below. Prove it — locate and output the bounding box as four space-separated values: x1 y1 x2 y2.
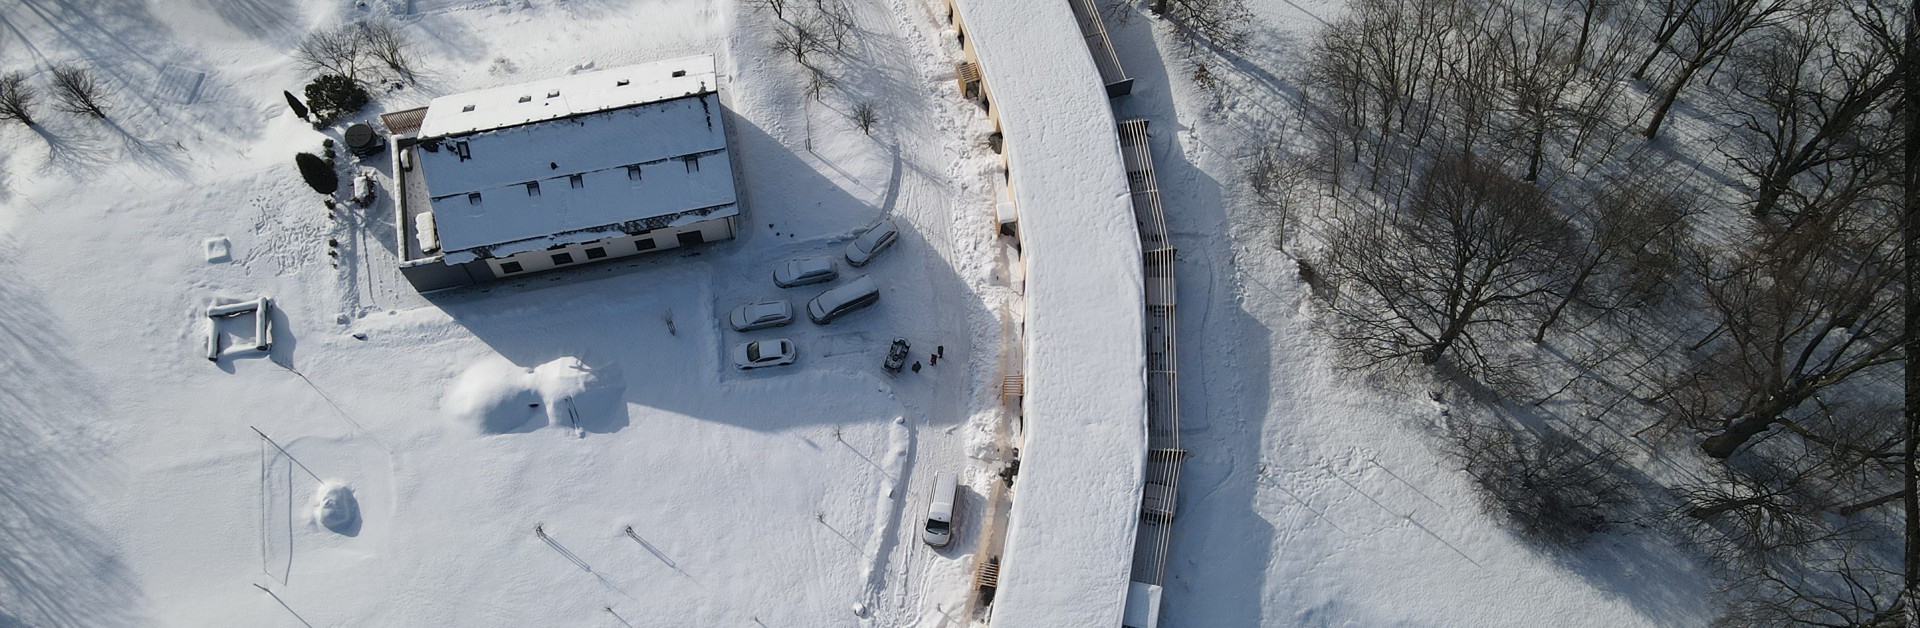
616 79 631 86
672 70 687 78
461 104 475 112
547 89 560 98
517 95 531 103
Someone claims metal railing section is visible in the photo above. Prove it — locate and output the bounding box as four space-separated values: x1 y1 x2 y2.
1120 118 1183 586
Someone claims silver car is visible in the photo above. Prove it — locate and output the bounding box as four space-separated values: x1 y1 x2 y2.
728 299 794 332
774 258 839 288
732 339 797 369
845 220 899 267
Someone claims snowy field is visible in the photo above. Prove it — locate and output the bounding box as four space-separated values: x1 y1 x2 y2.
2 0 1746 624
0 0 1010 625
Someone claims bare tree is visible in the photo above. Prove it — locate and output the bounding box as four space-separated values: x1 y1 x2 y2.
1723 14 1900 222
1716 547 1907 626
49 65 107 118
358 19 417 86
748 0 789 19
1640 0 1804 138
294 24 366 82
0 72 36 126
1152 0 1255 47
849 102 877 135
1689 205 1903 459
1246 140 1317 250
772 20 828 68
1319 153 1573 371
1532 176 1695 342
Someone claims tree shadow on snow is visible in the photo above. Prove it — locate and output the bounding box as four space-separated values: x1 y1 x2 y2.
0 241 145 627
190 0 297 42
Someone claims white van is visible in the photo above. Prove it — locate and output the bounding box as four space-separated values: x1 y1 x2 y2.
923 472 958 547
807 275 880 324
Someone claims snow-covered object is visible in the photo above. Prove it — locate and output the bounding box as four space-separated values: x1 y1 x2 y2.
312 482 359 535
352 172 376 207
441 356 605 434
416 211 440 254
951 1 1149 626
253 298 271 351
413 56 737 258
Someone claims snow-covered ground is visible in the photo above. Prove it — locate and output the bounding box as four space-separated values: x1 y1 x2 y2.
1098 2 1718 626
2 0 1737 624
0 0 1009 625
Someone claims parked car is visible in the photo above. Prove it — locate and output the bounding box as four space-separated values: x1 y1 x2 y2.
731 339 797 370
807 275 880 324
774 258 839 288
884 337 910 372
923 472 958 547
728 299 794 332
844 220 899 267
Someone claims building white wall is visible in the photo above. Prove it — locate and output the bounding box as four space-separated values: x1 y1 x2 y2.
480 217 734 279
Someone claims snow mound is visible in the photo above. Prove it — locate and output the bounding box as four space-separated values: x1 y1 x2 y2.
442 356 622 434
312 482 359 536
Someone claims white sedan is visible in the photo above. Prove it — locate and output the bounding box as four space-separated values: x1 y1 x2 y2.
845 220 899 267
774 258 840 288
728 299 794 332
732 339 797 370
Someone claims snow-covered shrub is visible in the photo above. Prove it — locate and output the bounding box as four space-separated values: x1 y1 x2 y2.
295 152 338 195
304 74 368 126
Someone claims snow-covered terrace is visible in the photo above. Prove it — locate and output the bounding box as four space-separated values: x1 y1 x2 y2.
951 1 1149 626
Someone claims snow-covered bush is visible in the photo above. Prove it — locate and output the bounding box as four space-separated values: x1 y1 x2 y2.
304 74 368 126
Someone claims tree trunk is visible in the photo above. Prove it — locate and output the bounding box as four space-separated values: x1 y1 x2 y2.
1644 55 1704 139
1690 496 1770 520
1901 0 1919 611
1701 412 1778 458
1837 489 1909 516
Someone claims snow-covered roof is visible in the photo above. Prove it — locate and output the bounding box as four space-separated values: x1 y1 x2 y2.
414 56 736 256
953 2 1149 626
417 55 719 138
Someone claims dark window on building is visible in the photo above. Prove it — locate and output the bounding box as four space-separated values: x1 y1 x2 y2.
526 181 540 196
500 261 524 274
635 238 657 251
467 192 482 205
677 230 705 246
684 156 700 173
570 174 584 189
585 247 607 260
552 252 574 265
627 165 642 181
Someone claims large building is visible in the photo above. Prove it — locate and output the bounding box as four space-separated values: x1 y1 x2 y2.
385 55 739 291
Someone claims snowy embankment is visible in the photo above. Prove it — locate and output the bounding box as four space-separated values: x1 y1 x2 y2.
948 1 1150 626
